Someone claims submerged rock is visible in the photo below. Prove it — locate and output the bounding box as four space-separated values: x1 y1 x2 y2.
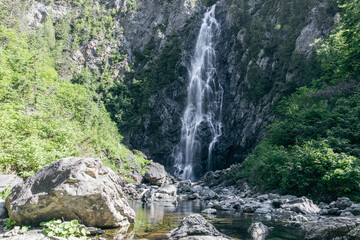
247 222 273 240
201 208 217 215
5 157 135 228
167 214 232 240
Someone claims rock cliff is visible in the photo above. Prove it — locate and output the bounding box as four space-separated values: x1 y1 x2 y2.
21 0 337 178
127 0 336 177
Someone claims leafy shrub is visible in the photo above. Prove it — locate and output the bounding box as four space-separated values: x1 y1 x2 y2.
243 140 360 201
4 218 17 230
0 3 149 179
0 187 11 199
41 219 89 239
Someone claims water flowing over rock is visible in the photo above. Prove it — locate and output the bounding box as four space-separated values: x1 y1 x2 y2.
5 157 135 228
174 4 223 181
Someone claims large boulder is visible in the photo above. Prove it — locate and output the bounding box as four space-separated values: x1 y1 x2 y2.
5 157 135 228
143 162 167 186
167 214 231 240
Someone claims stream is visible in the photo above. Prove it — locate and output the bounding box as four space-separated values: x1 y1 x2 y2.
104 199 305 239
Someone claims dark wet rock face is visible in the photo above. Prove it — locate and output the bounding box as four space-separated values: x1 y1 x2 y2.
127 0 336 177
5 157 135 228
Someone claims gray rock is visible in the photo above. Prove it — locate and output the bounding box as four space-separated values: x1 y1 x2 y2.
247 222 273 240
143 162 167 186
0 229 47 240
257 194 269 202
271 199 283 208
243 205 255 213
127 168 143 184
142 184 177 203
158 184 177 196
268 193 280 200
304 217 360 239
5 157 135 228
318 202 328 209
280 195 298 201
255 203 273 214
178 236 230 240
281 197 320 215
167 214 231 240
345 204 360 216
335 197 353 210
198 187 216 200
201 208 217 215
340 211 354 217
0 175 23 192
291 215 309 223
178 180 192 193
188 193 200 200
327 208 340 216
319 209 329 216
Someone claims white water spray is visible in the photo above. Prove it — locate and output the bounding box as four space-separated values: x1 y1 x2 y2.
174 5 223 180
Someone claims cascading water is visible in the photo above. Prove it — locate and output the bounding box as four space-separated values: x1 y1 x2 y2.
174 5 223 181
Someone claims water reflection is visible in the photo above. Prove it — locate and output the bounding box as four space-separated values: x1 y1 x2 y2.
103 200 305 240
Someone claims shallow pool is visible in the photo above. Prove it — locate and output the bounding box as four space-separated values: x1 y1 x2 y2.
103 200 305 239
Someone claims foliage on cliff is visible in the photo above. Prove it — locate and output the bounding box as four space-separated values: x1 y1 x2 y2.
242 0 360 201
0 0 149 179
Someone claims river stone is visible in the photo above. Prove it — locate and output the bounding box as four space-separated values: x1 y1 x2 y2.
5 157 135 228
167 214 231 240
143 162 167 186
281 197 320 215
0 229 48 240
247 222 273 240
202 208 217 215
345 204 360 215
335 197 352 210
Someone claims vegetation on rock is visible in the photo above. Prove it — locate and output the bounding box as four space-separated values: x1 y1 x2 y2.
41 219 89 239
0 0 149 179
241 0 360 201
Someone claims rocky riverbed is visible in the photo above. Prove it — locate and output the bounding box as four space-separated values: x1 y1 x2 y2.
124 164 360 240
1 161 360 239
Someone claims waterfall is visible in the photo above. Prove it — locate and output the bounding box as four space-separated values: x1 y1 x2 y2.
174 5 223 181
